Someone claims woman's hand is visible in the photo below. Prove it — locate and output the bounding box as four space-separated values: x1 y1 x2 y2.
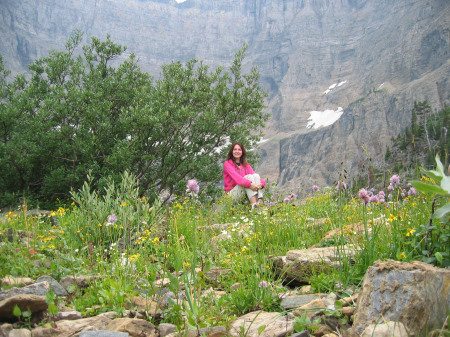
250 183 262 191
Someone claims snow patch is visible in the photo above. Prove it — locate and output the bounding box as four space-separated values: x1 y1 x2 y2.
176 0 187 3
307 107 344 129
323 80 347 95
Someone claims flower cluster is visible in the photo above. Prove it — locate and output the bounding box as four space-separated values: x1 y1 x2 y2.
357 174 417 205
186 179 199 194
283 192 297 203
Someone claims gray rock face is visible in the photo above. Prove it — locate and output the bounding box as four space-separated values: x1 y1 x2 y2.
349 259 450 336
0 0 449 191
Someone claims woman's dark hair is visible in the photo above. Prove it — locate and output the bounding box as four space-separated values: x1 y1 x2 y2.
226 142 248 166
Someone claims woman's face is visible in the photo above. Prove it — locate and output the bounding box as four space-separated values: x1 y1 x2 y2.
232 144 243 161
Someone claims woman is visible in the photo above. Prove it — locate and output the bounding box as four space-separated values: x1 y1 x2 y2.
223 142 266 207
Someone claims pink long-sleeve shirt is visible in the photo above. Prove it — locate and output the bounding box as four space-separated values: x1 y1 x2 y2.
223 159 266 192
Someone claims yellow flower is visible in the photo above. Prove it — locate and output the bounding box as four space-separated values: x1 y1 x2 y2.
120 202 129 207
50 211 57 217
399 252 406 259
183 262 191 268
406 228 416 237
152 237 160 243
241 246 249 253
48 244 55 249
227 253 233 258
129 253 140 262
98 223 102 227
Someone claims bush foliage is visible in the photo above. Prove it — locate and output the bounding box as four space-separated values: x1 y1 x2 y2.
0 31 268 206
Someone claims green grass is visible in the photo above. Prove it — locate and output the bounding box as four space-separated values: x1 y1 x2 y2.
0 172 448 331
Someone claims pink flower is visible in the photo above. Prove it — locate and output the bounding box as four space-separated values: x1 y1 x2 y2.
390 174 400 185
369 195 378 203
258 280 268 288
358 188 369 204
336 180 347 190
388 184 394 191
312 185 319 192
107 214 117 224
408 187 417 196
186 179 199 194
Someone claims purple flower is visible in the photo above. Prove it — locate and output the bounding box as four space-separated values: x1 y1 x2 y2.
167 194 176 204
258 280 268 288
107 214 117 224
388 194 393 199
379 197 385 204
369 195 378 203
186 179 199 194
390 174 400 185
408 187 417 196
336 180 347 190
312 185 319 192
387 184 394 191
358 188 369 204
283 197 291 203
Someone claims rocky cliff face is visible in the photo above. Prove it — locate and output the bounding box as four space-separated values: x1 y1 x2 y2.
1 0 449 193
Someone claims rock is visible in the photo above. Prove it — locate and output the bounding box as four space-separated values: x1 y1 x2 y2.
1 276 33 288
0 294 47 320
129 296 159 318
79 332 129 337
158 323 176 337
293 298 328 319
106 318 158 337
228 311 295 337
280 294 327 310
8 328 32 337
203 267 230 284
29 326 60 337
273 246 359 283
35 276 68 296
350 260 450 336
55 314 112 335
59 275 101 292
0 281 51 302
55 310 83 321
361 321 408 337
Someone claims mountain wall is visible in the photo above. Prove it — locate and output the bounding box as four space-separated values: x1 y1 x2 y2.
1 0 449 193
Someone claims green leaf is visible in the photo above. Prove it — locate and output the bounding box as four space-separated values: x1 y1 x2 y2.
433 204 450 219
410 181 447 195
440 176 450 194
435 252 443 263
258 325 267 335
12 304 22 318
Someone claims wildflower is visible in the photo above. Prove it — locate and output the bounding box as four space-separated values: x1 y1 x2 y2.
358 189 369 204
186 179 199 194
108 214 117 224
406 228 416 237
408 187 417 196
369 195 378 203
258 280 268 288
313 185 319 192
120 202 129 207
390 174 400 185
399 252 406 259
336 180 347 190
283 197 290 203
387 184 394 191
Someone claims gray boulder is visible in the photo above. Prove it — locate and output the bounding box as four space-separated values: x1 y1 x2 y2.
349 259 450 336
